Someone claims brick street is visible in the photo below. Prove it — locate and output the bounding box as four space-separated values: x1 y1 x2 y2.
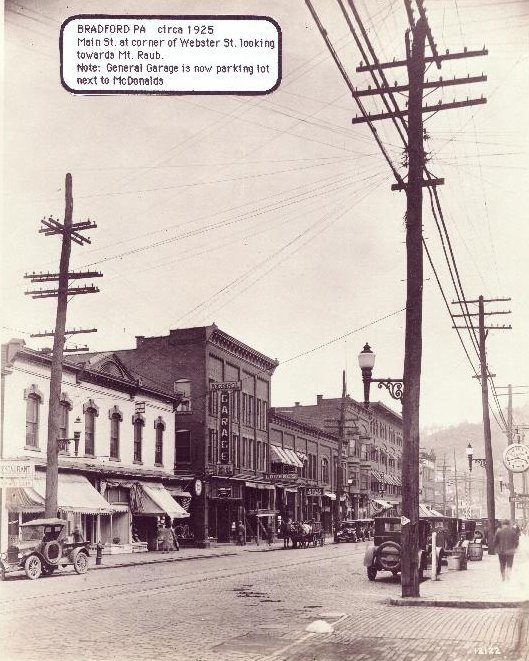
1 541 527 661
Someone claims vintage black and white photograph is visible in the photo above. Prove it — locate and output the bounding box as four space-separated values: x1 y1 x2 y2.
1 1 529 660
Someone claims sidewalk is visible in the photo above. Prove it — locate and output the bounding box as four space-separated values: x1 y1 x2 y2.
390 535 529 608
90 538 287 571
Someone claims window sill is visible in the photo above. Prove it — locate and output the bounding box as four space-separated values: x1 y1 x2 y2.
154 463 164 468
109 457 121 462
133 460 143 465
24 446 41 452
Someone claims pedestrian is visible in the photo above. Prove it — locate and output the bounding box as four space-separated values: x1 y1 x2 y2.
171 524 180 552
266 522 273 546
494 519 519 581
73 526 83 543
236 520 246 546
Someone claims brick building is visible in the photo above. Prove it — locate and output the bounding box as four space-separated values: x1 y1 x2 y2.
76 325 278 546
276 394 403 517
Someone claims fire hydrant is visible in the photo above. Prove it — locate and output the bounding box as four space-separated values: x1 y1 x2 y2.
95 542 103 566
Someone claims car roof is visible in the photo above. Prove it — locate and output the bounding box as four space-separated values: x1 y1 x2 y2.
20 518 66 527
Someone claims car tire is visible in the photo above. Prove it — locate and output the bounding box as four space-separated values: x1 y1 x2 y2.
367 566 377 581
24 555 42 580
377 541 402 572
73 551 89 574
42 541 61 566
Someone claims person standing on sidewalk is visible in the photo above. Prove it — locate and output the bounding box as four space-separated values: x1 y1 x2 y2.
494 519 519 581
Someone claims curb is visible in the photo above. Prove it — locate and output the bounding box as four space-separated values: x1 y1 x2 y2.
389 597 529 609
90 550 237 571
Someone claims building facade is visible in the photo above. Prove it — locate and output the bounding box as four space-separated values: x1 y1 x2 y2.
77 325 279 546
276 395 403 517
0 339 187 554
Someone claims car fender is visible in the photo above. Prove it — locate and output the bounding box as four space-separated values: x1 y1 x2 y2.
363 545 377 567
69 546 89 563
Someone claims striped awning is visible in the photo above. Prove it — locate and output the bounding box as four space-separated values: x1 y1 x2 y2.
5 487 44 513
33 472 114 515
135 483 190 519
370 470 384 483
270 445 303 468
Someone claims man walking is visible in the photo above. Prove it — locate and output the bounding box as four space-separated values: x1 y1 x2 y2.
494 519 519 581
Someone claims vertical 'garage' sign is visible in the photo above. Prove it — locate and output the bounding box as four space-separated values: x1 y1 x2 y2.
219 391 230 464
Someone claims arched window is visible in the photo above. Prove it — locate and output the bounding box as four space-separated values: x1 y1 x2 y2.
154 417 165 466
108 406 123 460
24 385 43 448
321 457 329 483
133 413 145 463
59 393 73 450
83 399 99 456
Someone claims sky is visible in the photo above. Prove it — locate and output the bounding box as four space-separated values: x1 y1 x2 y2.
2 0 529 431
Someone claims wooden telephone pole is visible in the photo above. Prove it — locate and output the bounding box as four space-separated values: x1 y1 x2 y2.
333 371 348 540
305 0 487 596
453 296 511 553
24 173 102 517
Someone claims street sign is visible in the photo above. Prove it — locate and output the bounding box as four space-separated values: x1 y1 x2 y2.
0 460 35 488
217 488 232 498
210 381 241 391
509 494 529 503
400 515 410 526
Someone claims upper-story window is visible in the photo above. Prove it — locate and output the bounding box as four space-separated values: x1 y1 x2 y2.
109 406 123 460
24 384 43 448
133 413 145 463
321 457 329 484
154 417 165 466
59 393 72 449
83 399 99 456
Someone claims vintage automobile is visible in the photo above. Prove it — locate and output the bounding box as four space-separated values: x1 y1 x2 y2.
363 517 443 581
336 519 372 543
0 518 90 580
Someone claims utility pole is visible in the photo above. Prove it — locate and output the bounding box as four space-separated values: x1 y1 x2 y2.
306 0 487 596
507 385 516 522
453 295 511 553
24 174 101 517
441 455 447 515
334 370 347 542
453 449 459 519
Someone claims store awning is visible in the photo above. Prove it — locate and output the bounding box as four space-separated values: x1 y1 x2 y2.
370 470 384 483
296 451 308 463
419 503 444 518
270 445 303 468
136 483 190 519
371 498 393 511
5 487 44 513
245 481 275 491
33 472 114 515
167 487 192 498
284 487 298 493
324 491 336 501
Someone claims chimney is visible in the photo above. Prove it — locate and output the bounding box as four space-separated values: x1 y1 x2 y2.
294 402 300 407
316 394 323 405
135 336 145 348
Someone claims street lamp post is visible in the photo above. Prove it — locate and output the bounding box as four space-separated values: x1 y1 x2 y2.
466 443 487 472
358 344 403 407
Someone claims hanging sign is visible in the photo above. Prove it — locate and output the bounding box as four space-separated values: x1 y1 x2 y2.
210 381 241 391
219 391 230 464
400 515 410 526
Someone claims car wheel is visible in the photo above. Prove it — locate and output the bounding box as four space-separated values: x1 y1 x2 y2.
367 566 377 581
24 555 42 580
73 551 89 574
0 565 5 581
377 541 402 572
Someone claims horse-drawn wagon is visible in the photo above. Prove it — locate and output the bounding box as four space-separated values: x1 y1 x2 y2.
283 521 325 548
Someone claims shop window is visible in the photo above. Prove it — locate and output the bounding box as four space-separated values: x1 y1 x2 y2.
24 384 43 448
133 413 145 463
154 417 165 465
83 399 99 456
109 406 123 460
175 428 191 464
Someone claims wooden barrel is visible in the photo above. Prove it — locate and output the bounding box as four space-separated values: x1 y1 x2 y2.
468 542 483 561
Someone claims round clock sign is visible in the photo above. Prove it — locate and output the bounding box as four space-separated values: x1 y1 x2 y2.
503 444 529 473
194 479 203 496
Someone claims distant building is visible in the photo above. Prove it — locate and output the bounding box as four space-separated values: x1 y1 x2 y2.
419 448 437 508
276 395 402 517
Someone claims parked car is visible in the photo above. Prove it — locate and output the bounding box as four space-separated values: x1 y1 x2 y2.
363 517 443 581
0 518 90 580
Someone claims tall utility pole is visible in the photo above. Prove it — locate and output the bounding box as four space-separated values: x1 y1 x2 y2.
507 385 516 522
441 455 447 515
306 0 487 596
334 370 347 541
25 174 101 517
453 449 459 519
453 295 511 553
